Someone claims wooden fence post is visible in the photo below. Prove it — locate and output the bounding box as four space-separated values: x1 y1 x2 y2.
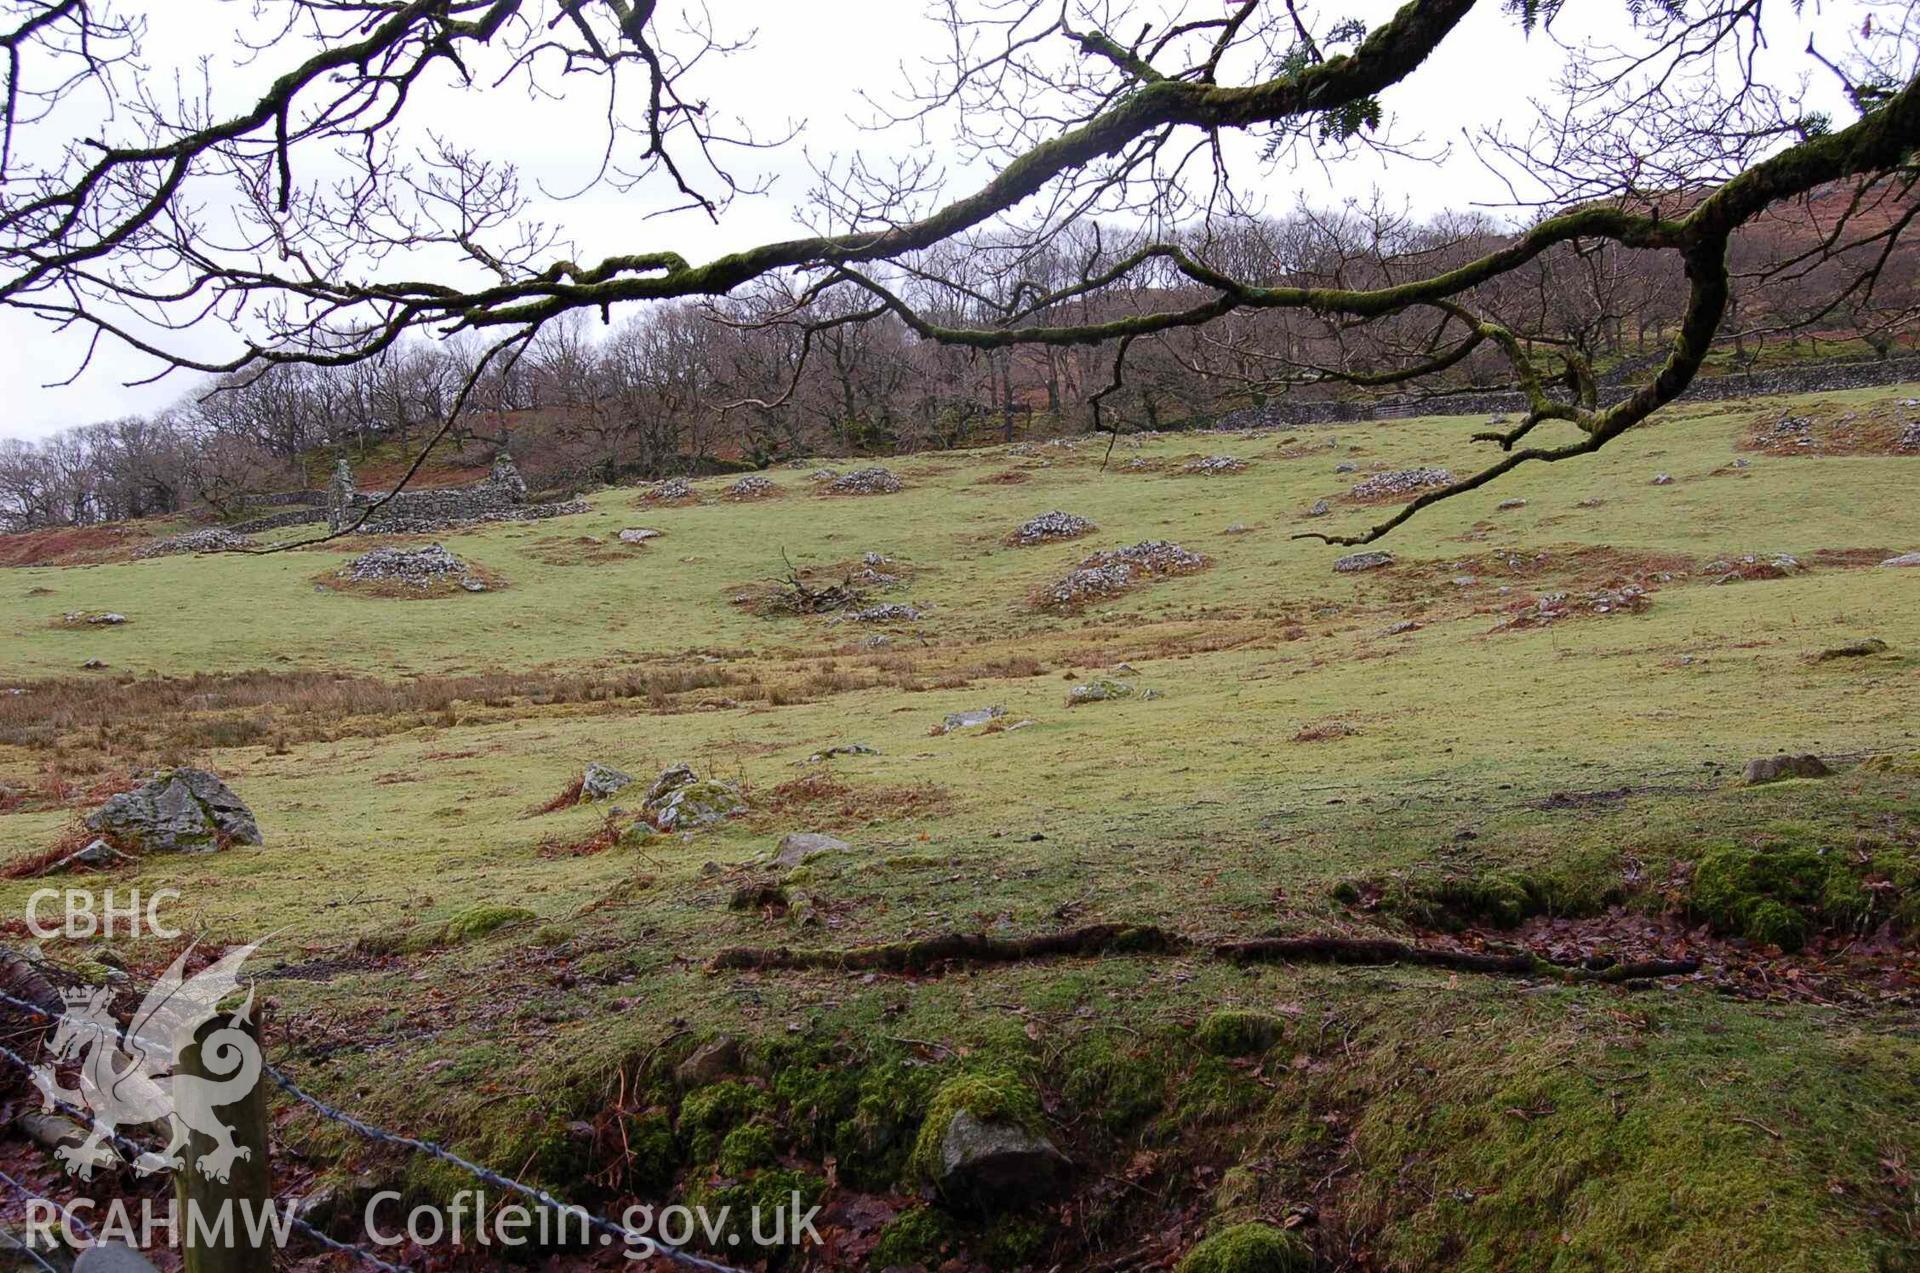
172 1014 272 1273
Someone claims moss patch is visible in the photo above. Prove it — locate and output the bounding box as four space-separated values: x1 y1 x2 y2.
1176 1222 1312 1273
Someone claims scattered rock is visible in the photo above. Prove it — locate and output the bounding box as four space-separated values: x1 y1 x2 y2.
847 603 921 624
62 611 126 626
1333 463 1357 474
1706 553 1802 584
1815 638 1889 661
1881 552 1920 567
40 839 135 875
1351 467 1453 499
1495 498 1528 510
86 768 262 854
825 467 902 495
1333 551 1394 573
579 762 634 802
1491 585 1651 630
805 743 877 763
1742 754 1832 785
1067 678 1134 706
1651 473 1674 485
1009 511 1096 545
134 528 257 559
1382 620 1421 635
941 706 1006 732
1304 498 1331 517
617 527 663 544
1223 522 1251 535
80 659 105 670
1181 455 1248 475
772 833 851 869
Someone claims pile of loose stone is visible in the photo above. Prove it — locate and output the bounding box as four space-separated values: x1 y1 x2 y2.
1035 540 1208 610
338 544 487 591
825 467 902 495
1010 511 1096 545
1493 585 1651 631
726 475 779 499
1350 467 1455 499
1181 455 1248 475
640 477 697 503
1706 552 1803 584
134 528 258 559
1899 420 1920 451
1756 412 1816 447
847 603 922 624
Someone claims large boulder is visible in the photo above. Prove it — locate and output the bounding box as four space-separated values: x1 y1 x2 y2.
86 768 261 854
771 832 850 869
912 1075 1068 1209
934 1110 1068 1209
1743 754 1832 785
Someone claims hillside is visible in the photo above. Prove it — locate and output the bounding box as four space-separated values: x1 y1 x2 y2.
0 382 1917 1270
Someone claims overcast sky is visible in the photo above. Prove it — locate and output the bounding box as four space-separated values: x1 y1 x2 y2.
0 0 1864 441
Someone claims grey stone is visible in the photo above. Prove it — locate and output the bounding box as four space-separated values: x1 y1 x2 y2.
643 763 697 806
805 743 876 763
1742 754 1832 785
936 1110 1069 1207
73 1243 153 1273
1651 473 1674 485
45 839 133 874
1305 498 1331 517
649 778 745 831
86 768 261 854
1496 498 1528 510
942 706 1005 731
1067 679 1134 706
579 762 634 801
1334 551 1394 573
1882 552 1920 568
675 1037 741 1087
618 527 663 544
773 833 851 868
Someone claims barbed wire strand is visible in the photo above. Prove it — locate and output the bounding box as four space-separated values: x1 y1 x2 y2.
0 1038 410 1273
0 1167 70 1273
0 989 749 1273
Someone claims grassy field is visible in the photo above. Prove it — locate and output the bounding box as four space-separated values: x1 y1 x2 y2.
0 385 1917 1271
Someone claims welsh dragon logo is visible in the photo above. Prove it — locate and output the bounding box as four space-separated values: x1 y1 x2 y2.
28 944 262 1182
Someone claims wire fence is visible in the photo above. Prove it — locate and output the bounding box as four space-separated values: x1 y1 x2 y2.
0 985 748 1273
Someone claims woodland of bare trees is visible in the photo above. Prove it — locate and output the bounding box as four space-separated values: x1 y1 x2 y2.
3 0 1919 537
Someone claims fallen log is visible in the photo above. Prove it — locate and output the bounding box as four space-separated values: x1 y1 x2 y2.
711 926 1701 984
1215 935 1537 974
710 923 1181 973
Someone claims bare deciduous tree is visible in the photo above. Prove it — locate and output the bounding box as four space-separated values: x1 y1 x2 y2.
3 0 1917 542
